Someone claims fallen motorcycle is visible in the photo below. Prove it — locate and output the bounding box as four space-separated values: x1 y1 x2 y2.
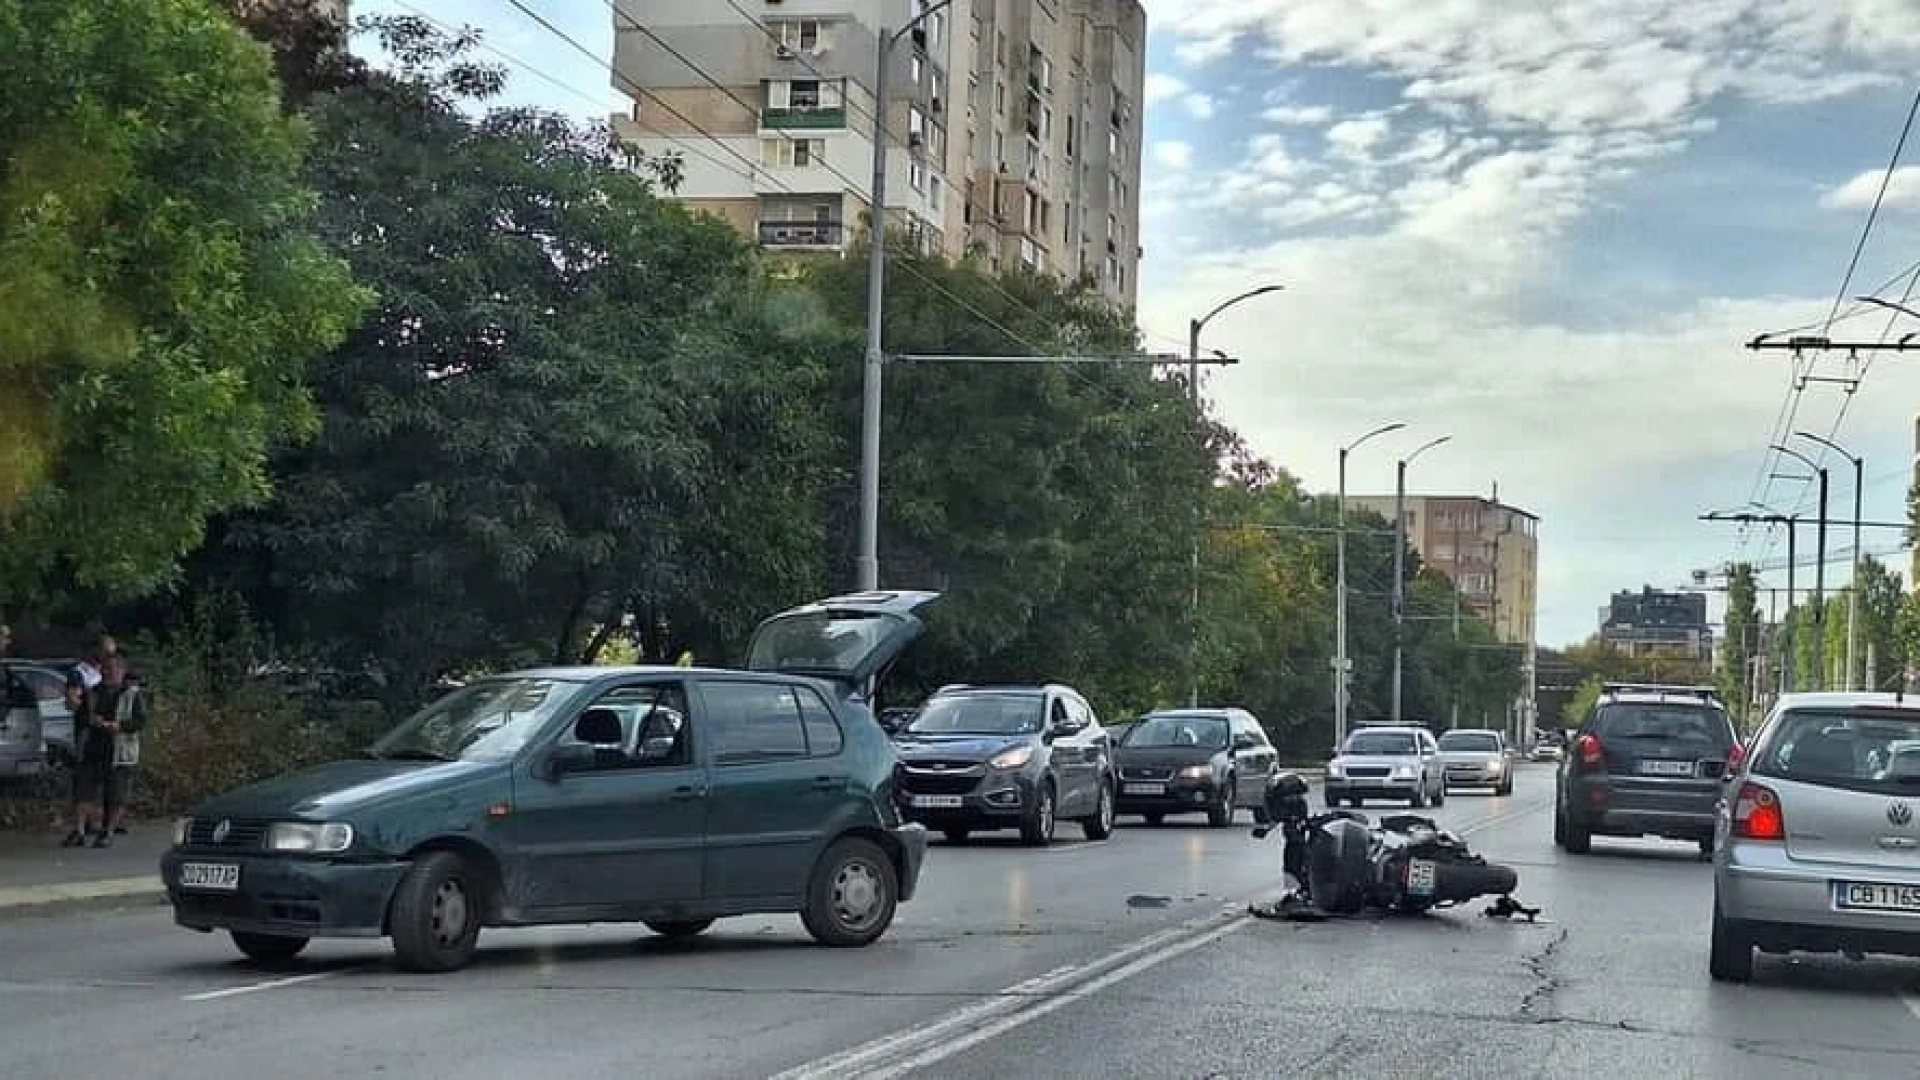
1249 772 1531 920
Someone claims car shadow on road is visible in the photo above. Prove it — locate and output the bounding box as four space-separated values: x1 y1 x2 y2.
1743 954 1920 996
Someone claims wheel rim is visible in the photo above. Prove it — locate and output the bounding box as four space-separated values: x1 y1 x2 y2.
831 857 885 932
1098 783 1114 831
1040 788 1055 837
430 878 469 948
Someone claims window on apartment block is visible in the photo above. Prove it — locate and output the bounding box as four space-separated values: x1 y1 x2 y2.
773 20 824 53
761 139 826 167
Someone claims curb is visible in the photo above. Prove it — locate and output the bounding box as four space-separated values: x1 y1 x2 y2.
0 876 167 919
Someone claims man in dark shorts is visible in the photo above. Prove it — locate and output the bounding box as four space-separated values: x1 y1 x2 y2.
61 666 105 848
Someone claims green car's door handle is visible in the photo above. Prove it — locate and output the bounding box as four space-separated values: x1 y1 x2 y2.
670 784 708 801
811 775 845 791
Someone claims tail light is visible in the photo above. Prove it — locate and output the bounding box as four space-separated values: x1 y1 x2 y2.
1575 733 1604 770
1731 781 1784 841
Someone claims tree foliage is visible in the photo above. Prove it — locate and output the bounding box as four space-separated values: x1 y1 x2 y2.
215 19 826 697
0 0 368 604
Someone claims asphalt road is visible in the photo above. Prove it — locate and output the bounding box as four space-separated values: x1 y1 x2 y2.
2 766 1919 1079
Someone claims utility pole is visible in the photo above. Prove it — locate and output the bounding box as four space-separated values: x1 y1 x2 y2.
1796 431 1864 690
857 1 956 592
1335 422 1404 748
1773 444 1829 690
1391 434 1451 722
1186 285 1284 708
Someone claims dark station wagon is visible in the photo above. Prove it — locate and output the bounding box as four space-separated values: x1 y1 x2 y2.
160 591 939 972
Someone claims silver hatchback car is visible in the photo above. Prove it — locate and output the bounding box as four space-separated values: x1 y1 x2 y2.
1712 692 1920 982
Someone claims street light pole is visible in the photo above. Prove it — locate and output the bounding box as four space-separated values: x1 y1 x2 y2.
856 1 955 592
1773 443 1829 689
1796 431 1864 690
1336 422 1405 749
1185 284 1284 707
1391 434 1451 722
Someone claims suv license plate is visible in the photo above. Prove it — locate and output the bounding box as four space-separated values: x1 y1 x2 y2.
1123 782 1165 795
1834 881 1920 914
179 862 240 891
1406 859 1437 897
1637 760 1695 777
911 795 964 809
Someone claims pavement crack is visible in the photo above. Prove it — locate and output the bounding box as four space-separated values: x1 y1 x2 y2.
1517 924 1570 1022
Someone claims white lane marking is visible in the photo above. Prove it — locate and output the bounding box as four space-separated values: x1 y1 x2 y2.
767 905 1245 1080
183 969 354 1002
1037 839 1109 853
858 919 1248 1080
1902 993 1920 1022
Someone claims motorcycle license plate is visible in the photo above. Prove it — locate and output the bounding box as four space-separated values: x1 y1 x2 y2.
1406 859 1437 897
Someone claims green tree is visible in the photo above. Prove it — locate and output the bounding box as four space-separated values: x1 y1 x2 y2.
796 246 1214 716
1719 562 1760 718
225 20 830 694
0 0 368 603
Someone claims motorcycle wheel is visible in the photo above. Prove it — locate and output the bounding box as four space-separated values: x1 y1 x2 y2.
1430 859 1518 903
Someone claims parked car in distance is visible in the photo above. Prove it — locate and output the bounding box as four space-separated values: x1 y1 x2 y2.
1556 683 1737 858
1112 708 1277 826
1438 728 1513 795
0 664 43 780
1712 692 1920 982
160 590 939 973
1324 725 1446 808
1528 734 1565 763
890 683 1116 846
1 659 77 773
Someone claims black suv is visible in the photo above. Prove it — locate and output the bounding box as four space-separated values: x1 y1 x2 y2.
1555 683 1739 858
890 684 1117 846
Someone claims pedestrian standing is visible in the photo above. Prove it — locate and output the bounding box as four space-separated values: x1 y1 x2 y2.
95 654 146 840
60 668 104 848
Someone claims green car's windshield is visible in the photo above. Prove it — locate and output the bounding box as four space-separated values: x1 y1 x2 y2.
369 677 578 762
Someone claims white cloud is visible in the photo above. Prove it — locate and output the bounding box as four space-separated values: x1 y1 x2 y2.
1184 93 1217 119
1262 103 1337 124
1153 141 1195 170
1143 73 1189 106
1824 165 1920 211
1326 116 1391 158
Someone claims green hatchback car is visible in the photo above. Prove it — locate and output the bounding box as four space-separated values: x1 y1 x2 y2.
160 591 938 972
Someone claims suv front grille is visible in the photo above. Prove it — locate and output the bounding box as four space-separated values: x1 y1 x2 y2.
896 763 985 796
1344 766 1392 779
1121 766 1173 781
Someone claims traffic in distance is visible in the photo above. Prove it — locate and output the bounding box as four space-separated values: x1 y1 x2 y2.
150 593 1920 996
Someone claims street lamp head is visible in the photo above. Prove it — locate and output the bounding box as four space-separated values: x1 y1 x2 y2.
1405 434 1453 465
1344 421 1406 455
1793 429 1860 463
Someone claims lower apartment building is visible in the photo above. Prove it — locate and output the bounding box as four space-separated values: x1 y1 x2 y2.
607 0 1146 309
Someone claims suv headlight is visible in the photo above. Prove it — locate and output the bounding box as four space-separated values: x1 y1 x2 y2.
988 746 1033 770
171 817 192 847
265 821 355 854
1394 765 1417 779
1178 765 1211 780
1327 763 1344 778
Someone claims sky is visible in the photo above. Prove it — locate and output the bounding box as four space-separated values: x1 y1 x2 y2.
353 1 1920 647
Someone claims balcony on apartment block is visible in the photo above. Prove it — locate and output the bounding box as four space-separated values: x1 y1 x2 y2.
762 77 849 131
